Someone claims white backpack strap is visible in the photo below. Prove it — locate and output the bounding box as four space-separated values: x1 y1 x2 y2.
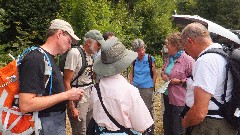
0 90 8 107
44 58 52 88
2 109 11 133
0 90 8 131
38 48 53 95
32 111 41 135
0 108 3 132
2 108 22 133
1 108 33 135
6 115 22 131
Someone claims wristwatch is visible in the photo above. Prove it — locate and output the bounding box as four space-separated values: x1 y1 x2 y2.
180 79 182 85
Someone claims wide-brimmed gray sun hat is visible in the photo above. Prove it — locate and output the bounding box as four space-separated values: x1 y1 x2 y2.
94 37 137 77
84 30 105 46
49 19 80 44
131 39 147 52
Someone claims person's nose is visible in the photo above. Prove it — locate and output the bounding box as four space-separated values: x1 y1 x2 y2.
140 50 145 54
67 44 71 50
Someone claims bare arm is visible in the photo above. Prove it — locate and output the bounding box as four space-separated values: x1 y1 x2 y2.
63 69 74 91
63 69 76 108
63 69 81 118
19 88 83 114
182 86 211 128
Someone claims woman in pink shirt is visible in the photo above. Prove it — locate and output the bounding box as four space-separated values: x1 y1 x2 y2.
90 37 154 135
161 32 194 135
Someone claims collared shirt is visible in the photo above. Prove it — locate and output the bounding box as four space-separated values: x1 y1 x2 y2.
64 46 93 103
186 43 233 112
91 74 153 132
162 52 194 106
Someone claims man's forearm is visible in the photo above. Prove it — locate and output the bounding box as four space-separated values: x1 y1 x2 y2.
182 105 206 128
19 92 68 113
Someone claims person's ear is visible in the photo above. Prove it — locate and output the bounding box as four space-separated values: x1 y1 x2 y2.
85 39 91 46
57 30 62 39
187 38 194 44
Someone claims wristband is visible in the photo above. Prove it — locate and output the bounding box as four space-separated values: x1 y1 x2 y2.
180 79 182 85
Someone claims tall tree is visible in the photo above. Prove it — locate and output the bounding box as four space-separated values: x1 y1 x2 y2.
59 0 132 47
60 0 114 43
131 0 177 54
0 0 60 62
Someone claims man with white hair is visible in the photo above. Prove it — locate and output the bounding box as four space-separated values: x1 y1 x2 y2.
64 30 104 135
181 22 236 135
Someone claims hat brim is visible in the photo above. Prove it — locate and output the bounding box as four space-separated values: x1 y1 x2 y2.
97 39 105 46
93 49 137 77
69 33 80 45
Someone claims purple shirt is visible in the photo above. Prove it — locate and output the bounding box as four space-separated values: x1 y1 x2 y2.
162 52 194 106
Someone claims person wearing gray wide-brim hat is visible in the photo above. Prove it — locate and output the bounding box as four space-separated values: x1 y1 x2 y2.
94 37 137 77
91 37 154 134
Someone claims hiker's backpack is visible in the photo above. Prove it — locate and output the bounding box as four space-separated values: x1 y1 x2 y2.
199 46 240 130
132 54 153 78
0 47 52 135
59 46 87 87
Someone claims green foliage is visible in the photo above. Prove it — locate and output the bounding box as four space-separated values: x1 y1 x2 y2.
1 0 240 68
0 8 9 34
131 0 177 55
176 0 240 30
176 0 196 15
109 1 139 49
0 0 61 63
154 54 164 69
60 0 114 42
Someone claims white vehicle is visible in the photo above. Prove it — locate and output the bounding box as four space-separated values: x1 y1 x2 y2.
172 14 240 48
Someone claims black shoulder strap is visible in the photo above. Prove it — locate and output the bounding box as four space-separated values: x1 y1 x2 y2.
70 46 87 86
132 60 136 79
132 55 153 79
199 48 230 106
148 54 153 79
199 48 229 59
95 83 126 129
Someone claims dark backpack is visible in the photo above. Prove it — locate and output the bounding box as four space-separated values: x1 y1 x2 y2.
199 46 240 130
133 54 153 79
59 46 86 87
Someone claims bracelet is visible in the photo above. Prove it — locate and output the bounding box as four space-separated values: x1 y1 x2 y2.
180 79 182 85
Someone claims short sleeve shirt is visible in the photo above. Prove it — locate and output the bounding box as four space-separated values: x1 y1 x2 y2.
133 54 155 88
64 46 93 103
19 49 66 114
186 43 233 111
